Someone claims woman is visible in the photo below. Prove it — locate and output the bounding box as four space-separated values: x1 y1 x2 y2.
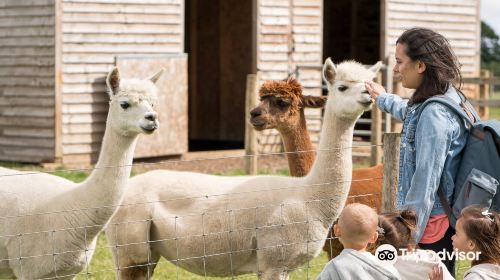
365 27 478 276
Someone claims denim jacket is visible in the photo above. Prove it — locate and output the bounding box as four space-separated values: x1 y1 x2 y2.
376 86 468 242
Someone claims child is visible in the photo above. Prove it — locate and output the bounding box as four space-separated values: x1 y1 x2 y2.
429 206 500 280
317 203 400 280
370 210 454 280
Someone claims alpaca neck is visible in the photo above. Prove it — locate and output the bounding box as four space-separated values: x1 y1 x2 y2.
303 106 356 227
68 115 138 225
279 110 315 177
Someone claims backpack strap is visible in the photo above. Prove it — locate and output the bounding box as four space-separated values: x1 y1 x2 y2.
416 88 480 221
419 90 480 127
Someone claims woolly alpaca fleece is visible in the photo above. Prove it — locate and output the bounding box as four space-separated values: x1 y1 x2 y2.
106 58 381 280
250 75 384 260
0 68 162 279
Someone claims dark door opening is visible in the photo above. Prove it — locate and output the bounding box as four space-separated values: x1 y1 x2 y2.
185 0 254 151
323 0 381 139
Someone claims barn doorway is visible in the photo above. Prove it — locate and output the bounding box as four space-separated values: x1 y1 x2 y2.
323 0 381 139
185 0 254 151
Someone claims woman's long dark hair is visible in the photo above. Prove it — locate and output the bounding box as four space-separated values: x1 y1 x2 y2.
396 28 462 104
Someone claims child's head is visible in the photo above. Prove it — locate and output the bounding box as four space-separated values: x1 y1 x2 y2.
452 206 500 265
369 209 417 254
334 203 378 250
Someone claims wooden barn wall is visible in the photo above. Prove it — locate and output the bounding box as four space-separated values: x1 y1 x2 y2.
0 0 56 162
257 0 323 153
60 0 184 164
383 0 480 80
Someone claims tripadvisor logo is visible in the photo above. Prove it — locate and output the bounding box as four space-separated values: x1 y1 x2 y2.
399 248 481 261
375 244 398 265
375 244 482 265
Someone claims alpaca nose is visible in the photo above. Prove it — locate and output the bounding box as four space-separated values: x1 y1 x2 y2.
144 112 157 122
250 108 261 118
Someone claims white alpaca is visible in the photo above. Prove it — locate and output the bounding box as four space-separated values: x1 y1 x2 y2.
106 59 382 280
0 67 163 279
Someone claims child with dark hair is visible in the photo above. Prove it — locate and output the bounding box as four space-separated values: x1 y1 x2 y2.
370 209 453 280
429 206 500 280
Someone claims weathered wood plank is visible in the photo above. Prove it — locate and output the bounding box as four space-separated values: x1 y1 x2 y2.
0 16 54 27
62 2 181 14
387 19 477 32
0 27 55 37
62 24 182 34
0 77 54 87
64 44 181 54
61 103 109 114
0 96 54 107
0 0 54 7
0 66 54 77
0 116 54 127
62 83 106 93
0 56 55 67
64 0 181 4
0 136 54 148
2 127 54 138
388 3 477 15
1 106 54 117
0 6 54 16
62 114 107 125
1 86 54 97
389 0 476 6
62 123 106 134
0 147 54 162
62 13 180 24
0 47 54 56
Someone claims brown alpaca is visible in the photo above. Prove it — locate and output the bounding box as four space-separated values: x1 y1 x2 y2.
250 77 383 260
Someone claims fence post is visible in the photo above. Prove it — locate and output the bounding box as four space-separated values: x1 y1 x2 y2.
479 70 491 119
382 132 400 212
384 57 394 133
370 72 383 166
245 73 259 175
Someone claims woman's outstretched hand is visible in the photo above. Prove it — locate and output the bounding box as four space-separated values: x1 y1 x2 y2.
364 80 386 100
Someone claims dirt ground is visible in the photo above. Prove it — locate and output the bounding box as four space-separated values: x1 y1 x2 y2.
131 149 290 175
131 148 371 175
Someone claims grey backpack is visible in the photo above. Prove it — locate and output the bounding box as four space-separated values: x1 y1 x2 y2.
418 90 500 227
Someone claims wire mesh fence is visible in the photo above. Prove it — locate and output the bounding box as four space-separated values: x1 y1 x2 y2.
0 143 470 279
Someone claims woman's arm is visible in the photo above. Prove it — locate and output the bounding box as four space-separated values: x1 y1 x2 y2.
365 81 408 121
404 103 455 242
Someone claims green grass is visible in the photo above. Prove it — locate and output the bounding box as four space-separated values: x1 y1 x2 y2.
488 91 500 120
74 234 328 280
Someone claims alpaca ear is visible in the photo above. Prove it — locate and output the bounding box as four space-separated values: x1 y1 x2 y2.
286 73 296 83
106 67 120 97
303 95 327 108
369 61 384 74
147 68 165 84
322 58 336 85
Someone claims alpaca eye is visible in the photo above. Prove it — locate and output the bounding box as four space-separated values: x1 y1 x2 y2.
277 100 289 108
338 85 348 92
120 102 130 110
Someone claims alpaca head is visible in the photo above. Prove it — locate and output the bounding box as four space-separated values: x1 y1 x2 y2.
322 58 383 120
249 76 326 132
105 67 164 136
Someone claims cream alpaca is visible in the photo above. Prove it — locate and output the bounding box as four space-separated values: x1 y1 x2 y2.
106 59 382 280
0 68 163 279
248 77 384 260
